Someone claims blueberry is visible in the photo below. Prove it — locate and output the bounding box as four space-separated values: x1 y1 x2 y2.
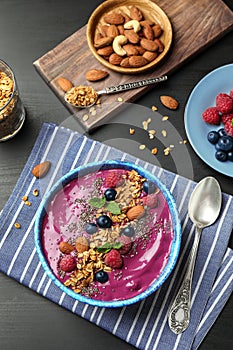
215 150 227 162
143 181 157 194
216 136 233 152
95 270 109 283
104 188 117 201
207 131 219 144
227 151 233 161
218 128 228 137
96 215 112 228
122 225 135 237
85 222 98 235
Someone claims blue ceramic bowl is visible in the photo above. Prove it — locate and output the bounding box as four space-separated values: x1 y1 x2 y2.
34 160 181 308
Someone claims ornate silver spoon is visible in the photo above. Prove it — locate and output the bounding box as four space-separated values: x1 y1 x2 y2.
64 75 167 108
168 176 222 334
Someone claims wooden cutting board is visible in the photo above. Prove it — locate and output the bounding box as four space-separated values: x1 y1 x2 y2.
33 0 233 132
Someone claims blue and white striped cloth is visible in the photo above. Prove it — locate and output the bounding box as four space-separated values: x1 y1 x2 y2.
0 122 232 350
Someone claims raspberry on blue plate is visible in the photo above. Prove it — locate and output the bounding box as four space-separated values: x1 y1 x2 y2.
202 107 221 125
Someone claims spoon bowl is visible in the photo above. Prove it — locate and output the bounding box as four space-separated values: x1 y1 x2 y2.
168 176 222 334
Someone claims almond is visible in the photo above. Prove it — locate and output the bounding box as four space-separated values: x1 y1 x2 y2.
129 55 148 68
123 44 139 56
126 205 145 220
120 57 131 68
152 24 162 38
160 95 179 110
94 36 113 48
57 77 73 92
104 13 125 25
140 38 158 52
106 24 119 38
75 236 89 253
32 161 51 179
143 51 158 62
99 24 109 37
109 53 123 65
130 6 143 21
154 38 164 53
85 69 109 82
135 45 146 55
140 20 154 27
59 241 75 254
142 24 154 40
124 29 140 44
117 25 125 35
96 45 114 56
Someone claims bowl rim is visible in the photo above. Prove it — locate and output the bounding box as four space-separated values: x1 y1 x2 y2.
86 0 173 74
34 160 181 308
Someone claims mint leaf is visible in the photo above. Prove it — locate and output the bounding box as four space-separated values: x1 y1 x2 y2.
89 196 105 208
113 242 122 250
97 241 122 254
97 242 114 254
105 202 121 215
231 118 233 126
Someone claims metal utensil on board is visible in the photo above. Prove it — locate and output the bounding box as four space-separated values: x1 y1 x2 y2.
168 176 222 334
64 75 167 108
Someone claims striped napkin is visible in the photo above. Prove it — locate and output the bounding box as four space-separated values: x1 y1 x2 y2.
0 122 232 350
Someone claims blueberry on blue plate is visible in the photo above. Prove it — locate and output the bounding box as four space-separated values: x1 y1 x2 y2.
143 180 157 194
122 225 135 237
215 136 233 152
95 270 109 283
96 215 112 228
104 188 117 201
227 151 233 161
85 222 98 235
215 150 227 162
207 131 219 144
218 128 228 137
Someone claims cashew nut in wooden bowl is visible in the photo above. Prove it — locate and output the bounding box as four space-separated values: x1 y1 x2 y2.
86 0 173 74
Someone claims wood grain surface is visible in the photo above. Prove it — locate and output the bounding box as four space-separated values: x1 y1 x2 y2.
33 0 233 132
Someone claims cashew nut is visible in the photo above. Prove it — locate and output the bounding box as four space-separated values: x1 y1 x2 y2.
123 20 141 33
112 35 128 56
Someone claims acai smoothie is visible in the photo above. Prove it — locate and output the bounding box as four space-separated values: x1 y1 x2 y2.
41 167 174 301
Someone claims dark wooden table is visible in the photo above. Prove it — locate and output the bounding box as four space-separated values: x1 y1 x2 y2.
0 1 232 349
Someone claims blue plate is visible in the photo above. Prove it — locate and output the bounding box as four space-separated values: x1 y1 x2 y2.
184 64 233 177
34 160 181 308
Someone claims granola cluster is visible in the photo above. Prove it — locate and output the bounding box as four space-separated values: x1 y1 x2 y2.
65 85 98 107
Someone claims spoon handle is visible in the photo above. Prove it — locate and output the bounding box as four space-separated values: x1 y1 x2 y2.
168 226 202 334
98 76 167 95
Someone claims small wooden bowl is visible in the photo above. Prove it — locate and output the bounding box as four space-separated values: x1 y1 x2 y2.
86 0 173 74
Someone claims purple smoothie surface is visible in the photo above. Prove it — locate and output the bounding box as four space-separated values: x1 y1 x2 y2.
41 169 174 301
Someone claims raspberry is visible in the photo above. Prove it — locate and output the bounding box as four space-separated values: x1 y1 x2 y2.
105 171 123 188
104 249 123 269
230 89 233 99
116 236 132 255
202 107 221 125
224 119 233 137
222 112 233 125
216 93 233 114
141 193 158 208
59 255 76 272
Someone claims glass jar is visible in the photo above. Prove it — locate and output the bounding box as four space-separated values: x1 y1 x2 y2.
0 59 26 141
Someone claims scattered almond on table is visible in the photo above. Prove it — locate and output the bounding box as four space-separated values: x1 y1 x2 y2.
160 95 179 110
32 161 51 179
